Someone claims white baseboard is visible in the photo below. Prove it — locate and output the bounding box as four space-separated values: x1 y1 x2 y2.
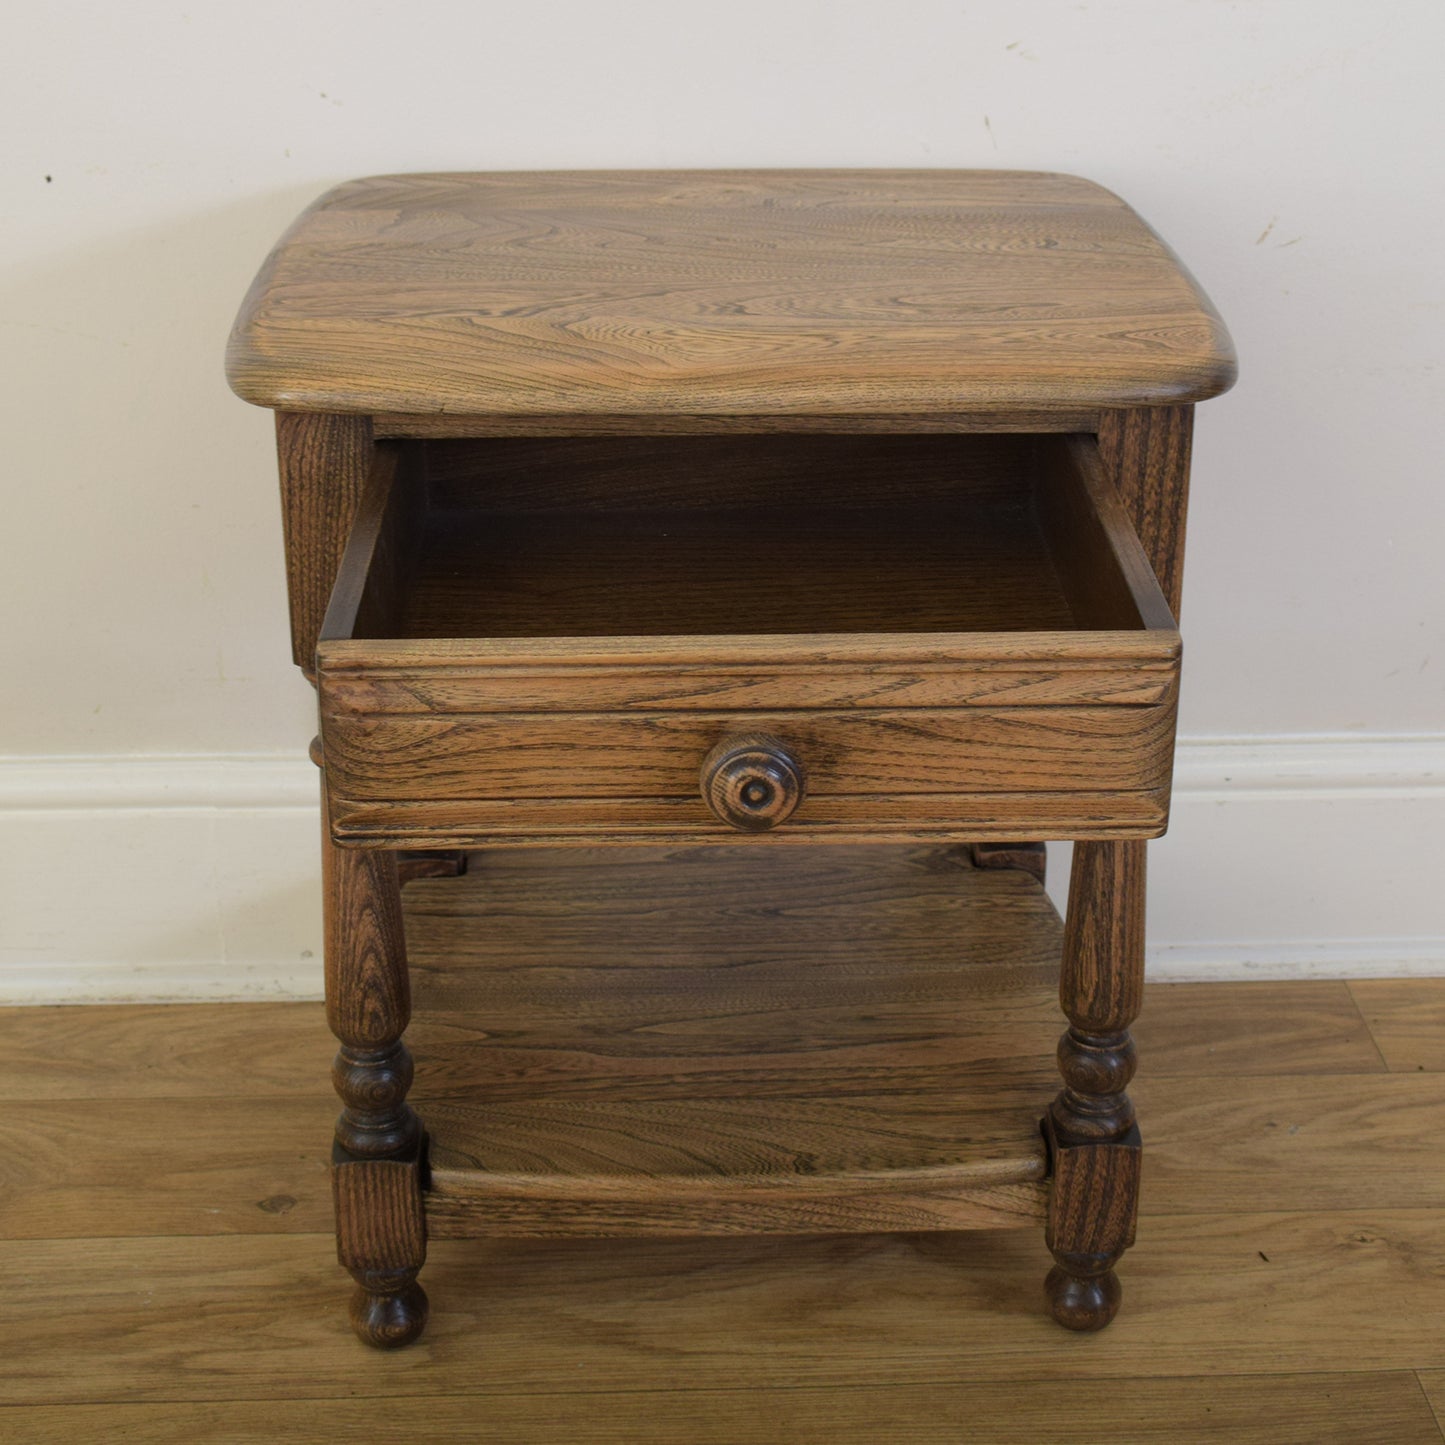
1 735 1442 1003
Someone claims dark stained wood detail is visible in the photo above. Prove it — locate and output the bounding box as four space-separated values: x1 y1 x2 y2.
274 412 373 673
332 1148 427 1273
322 819 420 1160
1097 405 1195 618
1044 839 1148 1328
1045 1124 1142 1258
323 809 429 1347
1055 839 1148 1043
1043 1121 1143 1331
323 836 411 1053
330 1040 416 1160
396 851 468 886
969 842 1047 884
700 733 806 832
227 171 1236 418
419 432 1049 513
332 1144 428 1349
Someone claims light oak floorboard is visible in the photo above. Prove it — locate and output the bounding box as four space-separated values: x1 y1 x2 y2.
1138 981 1386 1076
1418 1372 1445 1438
11 1063 1445 1241
2 997 1441 1240
1138 1072 1445 1214
5 984 1445 1440
1351 980 1445 1073
0 1003 330 1101
1 1374 1439 1445
9 1072 1445 1239
0 1097 333 1238
3 1212 1445 1405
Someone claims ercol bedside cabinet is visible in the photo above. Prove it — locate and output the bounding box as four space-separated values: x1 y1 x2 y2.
226 170 1235 1348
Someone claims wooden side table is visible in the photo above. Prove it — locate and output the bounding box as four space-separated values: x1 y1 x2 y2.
227 170 1234 1348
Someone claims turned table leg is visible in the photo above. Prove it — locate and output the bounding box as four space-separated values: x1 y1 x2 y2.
322 799 428 1348
1044 839 1145 1331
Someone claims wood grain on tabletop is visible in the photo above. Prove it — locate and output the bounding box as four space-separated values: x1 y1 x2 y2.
226 170 1236 418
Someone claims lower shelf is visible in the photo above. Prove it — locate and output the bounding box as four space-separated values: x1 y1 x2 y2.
402 844 1065 1237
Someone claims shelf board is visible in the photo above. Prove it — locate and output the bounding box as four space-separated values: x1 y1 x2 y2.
403 844 1063 1237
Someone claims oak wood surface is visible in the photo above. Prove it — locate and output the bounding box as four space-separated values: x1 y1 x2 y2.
0 1096 332 1238
165 976 1345 1088
1045 839 1147 1324
322 705 1179 800
4 1374 1438 1445
6 1214 1445 1403
325 433 1173 641
1138 1071 1445 1214
419 431 1046 509
274 412 372 670
1420 1374 1445 1439
1096 404 1195 617
1350 980 1445 1073
10 1065 1444 1242
314 432 1180 845
0 1002 331 1099
323 790 1174 848
1135 980 1387 1077
402 847 1058 1235
318 633 1181 711
227 170 1236 418
5 980 1445 1438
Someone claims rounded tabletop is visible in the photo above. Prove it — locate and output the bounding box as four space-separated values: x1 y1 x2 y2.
227 170 1236 419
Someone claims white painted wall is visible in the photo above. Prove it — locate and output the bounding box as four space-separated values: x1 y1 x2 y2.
2 0 1442 998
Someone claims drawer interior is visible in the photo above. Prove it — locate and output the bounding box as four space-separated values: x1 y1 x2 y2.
321 434 1175 646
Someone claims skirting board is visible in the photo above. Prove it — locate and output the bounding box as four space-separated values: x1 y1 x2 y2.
0 735 1441 1003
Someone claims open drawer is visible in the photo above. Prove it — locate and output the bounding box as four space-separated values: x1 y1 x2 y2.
315 433 1180 846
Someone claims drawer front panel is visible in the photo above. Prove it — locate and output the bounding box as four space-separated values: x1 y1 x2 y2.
317 642 1178 713
320 700 1176 844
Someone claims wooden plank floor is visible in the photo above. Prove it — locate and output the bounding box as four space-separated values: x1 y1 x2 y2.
2 979 1444 1440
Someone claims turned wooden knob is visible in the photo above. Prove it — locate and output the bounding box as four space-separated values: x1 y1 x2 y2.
700 734 805 832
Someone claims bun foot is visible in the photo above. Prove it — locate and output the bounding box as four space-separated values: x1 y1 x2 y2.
349 1276 429 1349
1045 1264 1121 1331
